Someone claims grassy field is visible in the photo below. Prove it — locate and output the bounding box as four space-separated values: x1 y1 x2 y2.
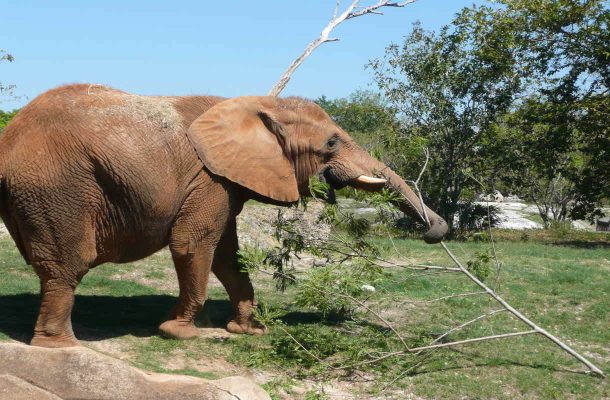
0 225 609 399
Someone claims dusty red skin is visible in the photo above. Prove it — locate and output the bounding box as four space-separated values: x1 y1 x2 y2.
0 84 447 347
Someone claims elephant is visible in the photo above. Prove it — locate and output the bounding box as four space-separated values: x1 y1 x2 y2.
0 83 448 348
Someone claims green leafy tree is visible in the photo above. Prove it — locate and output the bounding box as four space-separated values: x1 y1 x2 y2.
316 91 397 134
1 49 19 134
368 20 521 229
315 90 400 153
367 0 609 227
463 0 610 222
0 109 18 133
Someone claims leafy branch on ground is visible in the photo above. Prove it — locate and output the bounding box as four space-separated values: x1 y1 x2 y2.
237 150 605 388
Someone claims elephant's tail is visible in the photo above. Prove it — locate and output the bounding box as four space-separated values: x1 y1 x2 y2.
0 172 5 214
0 171 28 262
0 171 8 223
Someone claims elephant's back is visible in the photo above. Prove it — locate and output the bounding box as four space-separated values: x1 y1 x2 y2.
1 84 191 179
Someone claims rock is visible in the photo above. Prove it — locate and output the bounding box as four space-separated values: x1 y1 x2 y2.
0 374 62 400
476 191 505 203
504 194 523 203
474 193 487 202
0 342 270 400
237 201 330 249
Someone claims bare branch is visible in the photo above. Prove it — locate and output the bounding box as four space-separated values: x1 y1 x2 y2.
375 260 461 272
347 0 417 19
440 240 605 377
418 309 506 354
401 291 487 304
268 0 418 96
406 150 606 378
409 330 538 352
333 0 341 19
414 147 429 186
256 267 411 350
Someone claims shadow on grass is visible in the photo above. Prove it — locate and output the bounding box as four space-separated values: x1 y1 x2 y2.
0 293 344 344
406 348 592 378
550 239 610 249
0 294 237 344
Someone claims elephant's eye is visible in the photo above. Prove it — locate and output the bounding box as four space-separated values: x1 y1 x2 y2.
326 136 339 150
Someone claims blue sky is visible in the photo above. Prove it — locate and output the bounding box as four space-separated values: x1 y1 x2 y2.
1 0 480 110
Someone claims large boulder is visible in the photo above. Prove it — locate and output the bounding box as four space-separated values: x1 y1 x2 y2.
0 374 62 400
0 342 270 400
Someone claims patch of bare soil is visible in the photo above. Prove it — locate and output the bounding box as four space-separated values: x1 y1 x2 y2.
109 269 178 293
82 336 138 362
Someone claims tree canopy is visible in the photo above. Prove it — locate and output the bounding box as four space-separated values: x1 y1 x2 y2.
340 0 610 229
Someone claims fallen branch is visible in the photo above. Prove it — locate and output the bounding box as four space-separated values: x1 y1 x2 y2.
401 291 487 304
418 308 506 354
410 330 538 352
408 148 606 378
268 0 417 96
439 241 605 377
255 267 410 350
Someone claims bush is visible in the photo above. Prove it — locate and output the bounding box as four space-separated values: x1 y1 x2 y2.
295 263 380 320
548 220 573 238
454 202 500 232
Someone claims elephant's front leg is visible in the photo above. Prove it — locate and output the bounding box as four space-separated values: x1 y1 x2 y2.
213 218 265 335
159 241 214 340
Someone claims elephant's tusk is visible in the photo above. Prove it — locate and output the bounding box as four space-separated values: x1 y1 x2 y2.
350 175 387 191
355 175 387 185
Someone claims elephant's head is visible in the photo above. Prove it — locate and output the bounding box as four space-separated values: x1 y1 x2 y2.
187 96 448 244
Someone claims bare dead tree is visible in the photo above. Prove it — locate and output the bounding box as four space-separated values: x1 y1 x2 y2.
268 0 418 97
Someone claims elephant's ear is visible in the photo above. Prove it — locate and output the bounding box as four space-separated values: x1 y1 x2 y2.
187 96 300 203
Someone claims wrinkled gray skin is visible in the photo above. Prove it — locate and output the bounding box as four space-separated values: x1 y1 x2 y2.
0 84 448 348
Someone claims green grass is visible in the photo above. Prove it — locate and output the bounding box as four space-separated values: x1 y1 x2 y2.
1 230 609 399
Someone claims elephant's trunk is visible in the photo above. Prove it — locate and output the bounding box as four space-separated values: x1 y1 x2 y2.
350 157 448 244
379 167 448 244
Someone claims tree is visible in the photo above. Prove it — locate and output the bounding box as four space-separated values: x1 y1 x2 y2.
368 20 521 229
316 90 400 151
0 109 18 133
461 0 610 222
368 0 609 227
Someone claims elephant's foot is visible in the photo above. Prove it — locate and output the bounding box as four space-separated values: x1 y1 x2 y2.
30 333 80 348
226 319 266 335
159 319 200 340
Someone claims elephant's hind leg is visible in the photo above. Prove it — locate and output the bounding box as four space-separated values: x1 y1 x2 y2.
22 206 97 347
30 259 87 348
212 218 264 335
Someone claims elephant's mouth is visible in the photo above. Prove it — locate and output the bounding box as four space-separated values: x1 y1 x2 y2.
321 167 349 190
322 167 388 192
